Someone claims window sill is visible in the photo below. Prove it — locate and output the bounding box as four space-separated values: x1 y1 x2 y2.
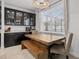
38 31 65 35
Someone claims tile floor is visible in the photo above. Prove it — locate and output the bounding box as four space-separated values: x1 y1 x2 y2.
0 45 78 59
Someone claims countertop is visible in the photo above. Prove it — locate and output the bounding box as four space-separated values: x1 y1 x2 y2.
0 31 32 33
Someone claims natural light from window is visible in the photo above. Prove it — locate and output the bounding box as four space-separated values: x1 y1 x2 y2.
39 1 65 34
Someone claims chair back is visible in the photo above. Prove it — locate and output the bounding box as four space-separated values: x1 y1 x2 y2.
65 33 73 52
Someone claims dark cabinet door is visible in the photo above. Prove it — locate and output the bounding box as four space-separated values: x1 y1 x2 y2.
5 8 15 25
0 7 1 25
4 33 25 48
30 14 36 30
4 33 18 47
5 8 36 27
23 13 30 26
15 11 23 25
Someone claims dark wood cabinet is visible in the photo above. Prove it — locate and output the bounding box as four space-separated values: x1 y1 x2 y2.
15 11 23 25
0 7 1 25
23 13 30 26
5 8 15 25
4 7 36 48
4 33 19 47
4 32 32 48
5 8 36 29
30 14 36 30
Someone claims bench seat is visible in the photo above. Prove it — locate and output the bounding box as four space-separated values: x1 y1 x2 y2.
21 40 48 59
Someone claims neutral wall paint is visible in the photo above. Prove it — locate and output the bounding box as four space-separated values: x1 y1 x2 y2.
5 3 35 13
5 26 29 32
36 12 40 31
69 0 79 58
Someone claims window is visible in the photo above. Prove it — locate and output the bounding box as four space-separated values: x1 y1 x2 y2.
43 16 64 32
39 1 65 34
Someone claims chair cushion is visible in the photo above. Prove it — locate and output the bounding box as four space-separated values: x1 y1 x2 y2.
50 44 65 54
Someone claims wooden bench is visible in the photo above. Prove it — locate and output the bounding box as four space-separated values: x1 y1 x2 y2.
21 40 48 59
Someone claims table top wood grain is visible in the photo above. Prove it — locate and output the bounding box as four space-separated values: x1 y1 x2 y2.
25 33 65 46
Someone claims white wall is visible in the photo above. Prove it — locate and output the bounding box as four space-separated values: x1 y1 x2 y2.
69 0 79 58
5 26 30 32
36 12 40 31
5 3 35 13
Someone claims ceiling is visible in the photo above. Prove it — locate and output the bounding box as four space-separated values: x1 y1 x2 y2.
4 0 61 12
4 0 35 11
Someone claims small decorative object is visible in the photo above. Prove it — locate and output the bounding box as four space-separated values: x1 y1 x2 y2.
5 27 11 32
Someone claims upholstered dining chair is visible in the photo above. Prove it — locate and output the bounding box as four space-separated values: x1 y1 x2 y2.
50 33 73 59
53 39 65 45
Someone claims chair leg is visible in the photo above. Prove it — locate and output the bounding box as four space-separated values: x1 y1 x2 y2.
49 53 56 59
66 55 69 59
50 54 53 59
51 54 57 59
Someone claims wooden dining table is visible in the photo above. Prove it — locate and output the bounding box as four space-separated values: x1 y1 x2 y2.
25 33 65 59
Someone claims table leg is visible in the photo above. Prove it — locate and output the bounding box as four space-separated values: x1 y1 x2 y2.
48 46 52 59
